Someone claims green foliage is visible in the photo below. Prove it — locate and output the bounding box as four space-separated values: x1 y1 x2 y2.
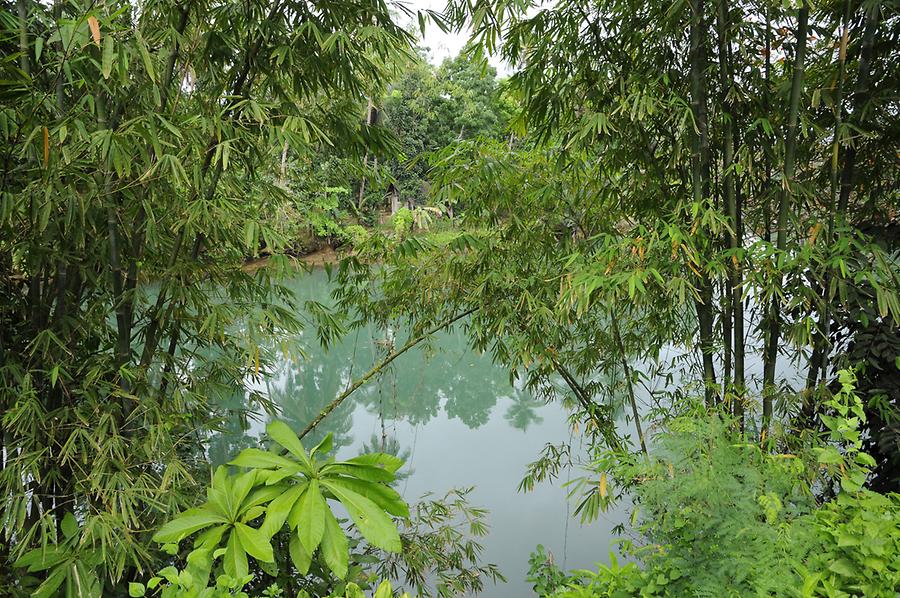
374 488 505 597
804 491 900 597
526 545 575 596
381 51 512 208
151 420 406 589
392 207 414 237
13 513 103 598
543 375 900 597
0 0 417 590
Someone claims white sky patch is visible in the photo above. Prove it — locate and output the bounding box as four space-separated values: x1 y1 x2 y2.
396 0 515 76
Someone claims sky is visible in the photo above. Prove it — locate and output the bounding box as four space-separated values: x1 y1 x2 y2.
396 0 515 76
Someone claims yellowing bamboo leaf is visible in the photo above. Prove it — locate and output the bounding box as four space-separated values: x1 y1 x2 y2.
88 16 101 46
42 126 49 167
599 472 608 498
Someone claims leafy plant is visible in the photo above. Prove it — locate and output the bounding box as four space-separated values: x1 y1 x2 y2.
392 208 414 237
14 513 103 598
526 544 574 596
152 467 281 579
546 375 900 597
374 488 505 597
150 420 407 589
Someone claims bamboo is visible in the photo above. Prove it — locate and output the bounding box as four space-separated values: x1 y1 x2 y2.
553 359 622 452
689 0 718 405
807 0 852 395
763 4 809 432
837 3 880 213
715 0 745 412
611 316 648 456
17 0 29 76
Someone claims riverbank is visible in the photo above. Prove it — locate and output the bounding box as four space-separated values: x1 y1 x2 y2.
242 245 343 273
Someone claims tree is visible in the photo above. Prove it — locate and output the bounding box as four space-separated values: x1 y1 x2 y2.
0 0 415 589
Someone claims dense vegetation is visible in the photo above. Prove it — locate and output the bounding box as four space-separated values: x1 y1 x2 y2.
0 0 898 595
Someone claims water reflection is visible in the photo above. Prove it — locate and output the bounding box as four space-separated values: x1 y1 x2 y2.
210 269 627 597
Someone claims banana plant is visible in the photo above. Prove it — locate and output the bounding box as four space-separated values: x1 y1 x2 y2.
152 420 407 585
229 421 408 578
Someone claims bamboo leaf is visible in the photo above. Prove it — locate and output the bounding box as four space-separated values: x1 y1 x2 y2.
101 36 114 79
87 16 101 46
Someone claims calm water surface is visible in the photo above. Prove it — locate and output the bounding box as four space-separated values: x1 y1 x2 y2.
212 270 632 596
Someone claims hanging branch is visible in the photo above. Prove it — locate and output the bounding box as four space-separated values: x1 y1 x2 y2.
299 308 477 439
610 315 648 456
552 358 622 452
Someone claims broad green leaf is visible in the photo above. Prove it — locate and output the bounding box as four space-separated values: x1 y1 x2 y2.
289 531 312 574
320 462 394 483
309 433 333 458
261 483 307 537
266 421 311 468
128 582 145 597
337 451 399 470
325 477 409 518
229 448 296 470
234 522 274 563
223 531 248 579
194 523 227 550
828 558 858 578
374 580 393 598
153 511 227 543
320 507 348 579
244 484 287 509
294 479 326 554
60 512 78 540
14 547 67 572
322 481 401 552
229 470 259 517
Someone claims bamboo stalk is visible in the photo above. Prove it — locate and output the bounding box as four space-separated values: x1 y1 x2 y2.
689 0 718 406
837 3 880 213
17 0 29 77
763 3 809 433
715 0 745 414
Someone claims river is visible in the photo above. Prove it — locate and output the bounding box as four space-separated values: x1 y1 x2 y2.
208 268 633 596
